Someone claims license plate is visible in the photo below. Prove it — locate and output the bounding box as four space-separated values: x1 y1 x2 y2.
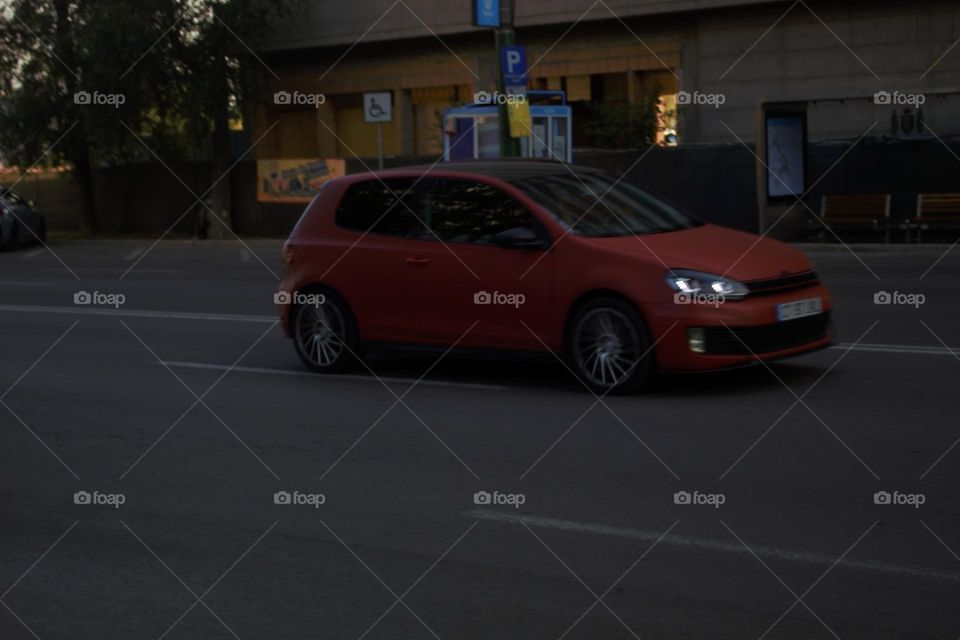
776 297 822 322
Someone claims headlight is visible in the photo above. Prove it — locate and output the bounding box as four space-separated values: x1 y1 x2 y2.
665 269 749 299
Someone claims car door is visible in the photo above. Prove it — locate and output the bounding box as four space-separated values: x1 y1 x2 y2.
417 177 555 351
326 177 443 343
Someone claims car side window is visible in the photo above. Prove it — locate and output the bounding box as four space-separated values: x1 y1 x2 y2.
335 178 429 239
422 178 540 245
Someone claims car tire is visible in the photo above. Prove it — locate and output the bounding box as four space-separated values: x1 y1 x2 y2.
566 296 654 395
37 217 47 244
292 286 359 374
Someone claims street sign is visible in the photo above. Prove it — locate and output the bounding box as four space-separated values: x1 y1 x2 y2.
473 0 500 28
363 92 392 123
499 46 530 139
500 46 527 86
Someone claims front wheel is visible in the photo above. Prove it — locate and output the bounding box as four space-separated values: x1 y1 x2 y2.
567 297 654 395
292 288 358 373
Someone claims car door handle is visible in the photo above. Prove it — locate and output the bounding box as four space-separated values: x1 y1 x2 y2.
404 257 432 266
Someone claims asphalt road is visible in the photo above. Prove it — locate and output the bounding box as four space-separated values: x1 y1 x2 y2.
2 239 960 639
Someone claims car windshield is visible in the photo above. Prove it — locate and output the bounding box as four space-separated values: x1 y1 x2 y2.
509 172 702 237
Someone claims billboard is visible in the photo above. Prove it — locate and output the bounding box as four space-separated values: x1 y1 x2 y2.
257 158 347 203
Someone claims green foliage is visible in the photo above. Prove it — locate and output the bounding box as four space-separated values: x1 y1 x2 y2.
0 0 297 229
585 91 662 150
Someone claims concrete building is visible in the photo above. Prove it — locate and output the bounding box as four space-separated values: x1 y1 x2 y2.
255 0 960 235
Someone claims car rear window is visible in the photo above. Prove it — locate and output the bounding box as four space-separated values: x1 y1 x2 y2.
334 178 430 239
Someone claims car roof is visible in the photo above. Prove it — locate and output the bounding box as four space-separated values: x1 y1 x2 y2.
349 159 606 183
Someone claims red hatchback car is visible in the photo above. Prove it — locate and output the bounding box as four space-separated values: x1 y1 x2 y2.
277 160 832 393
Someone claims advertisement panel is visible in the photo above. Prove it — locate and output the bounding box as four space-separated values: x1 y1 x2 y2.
257 159 346 203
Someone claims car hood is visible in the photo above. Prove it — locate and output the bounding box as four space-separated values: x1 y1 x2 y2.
583 224 813 281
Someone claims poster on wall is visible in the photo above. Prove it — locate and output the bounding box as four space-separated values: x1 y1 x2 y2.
257 158 347 203
765 114 805 199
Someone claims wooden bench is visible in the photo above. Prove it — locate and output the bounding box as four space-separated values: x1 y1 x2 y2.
911 194 960 243
817 194 892 242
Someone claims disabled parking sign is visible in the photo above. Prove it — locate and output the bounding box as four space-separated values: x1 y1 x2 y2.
363 92 392 123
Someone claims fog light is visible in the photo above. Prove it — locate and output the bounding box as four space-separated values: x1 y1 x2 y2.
687 328 706 354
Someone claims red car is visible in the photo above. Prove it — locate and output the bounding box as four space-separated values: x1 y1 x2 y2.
277 160 832 393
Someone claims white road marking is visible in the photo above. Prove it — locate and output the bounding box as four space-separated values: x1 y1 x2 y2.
0 304 957 357
240 249 251 262
124 247 145 261
0 304 275 323
466 509 960 584
159 360 509 390
832 342 958 356
0 281 53 287
23 249 44 258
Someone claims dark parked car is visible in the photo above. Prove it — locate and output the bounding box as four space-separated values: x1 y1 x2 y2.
0 186 46 250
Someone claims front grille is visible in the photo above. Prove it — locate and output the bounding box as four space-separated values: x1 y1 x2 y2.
703 312 831 355
746 271 820 295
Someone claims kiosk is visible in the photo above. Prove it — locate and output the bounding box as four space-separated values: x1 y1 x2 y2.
442 90 573 163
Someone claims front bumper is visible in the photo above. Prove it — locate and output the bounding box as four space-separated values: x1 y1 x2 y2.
645 284 834 371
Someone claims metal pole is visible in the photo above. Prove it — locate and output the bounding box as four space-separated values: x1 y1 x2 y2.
377 123 384 170
496 0 521 158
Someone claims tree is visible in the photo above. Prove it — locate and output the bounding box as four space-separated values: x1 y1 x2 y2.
0 0 186 234
0 0 294 236
175 0 296 239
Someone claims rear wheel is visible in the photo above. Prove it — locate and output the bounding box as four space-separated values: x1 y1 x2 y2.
567 297 654 394
292 288 358 373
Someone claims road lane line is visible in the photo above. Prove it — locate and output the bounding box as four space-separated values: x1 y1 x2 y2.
832 343 958 356
159 360 509 390
0 304 275 323
124 247 145 261
0 281 53 287
466 509 960 584
23 249 44 258
1 305 957 356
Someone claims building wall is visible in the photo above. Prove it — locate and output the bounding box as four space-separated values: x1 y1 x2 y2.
262 0 780 50
256 0 960 159
685 0 960 143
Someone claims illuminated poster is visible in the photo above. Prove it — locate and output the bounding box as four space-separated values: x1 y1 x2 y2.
257 159 347 203
765 115 805 198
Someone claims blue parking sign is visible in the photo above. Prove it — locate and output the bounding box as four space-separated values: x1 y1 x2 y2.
500 46 527 86
473 0 500 28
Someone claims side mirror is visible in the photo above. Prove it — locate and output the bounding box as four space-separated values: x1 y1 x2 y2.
492 227 547 250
